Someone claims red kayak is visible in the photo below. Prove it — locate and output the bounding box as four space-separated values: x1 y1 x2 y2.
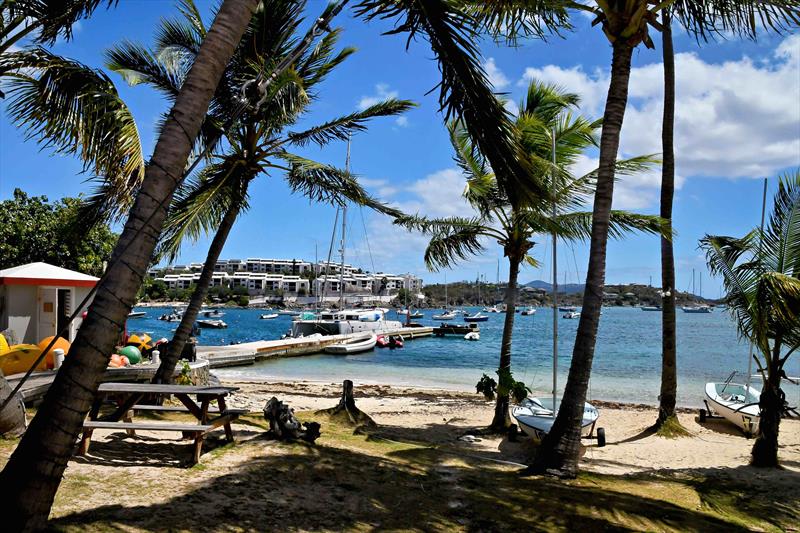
376 335 403 349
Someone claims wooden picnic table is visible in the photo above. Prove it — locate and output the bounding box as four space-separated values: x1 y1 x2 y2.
79 383 245 465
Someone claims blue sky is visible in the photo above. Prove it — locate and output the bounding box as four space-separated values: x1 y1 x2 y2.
1 1 798 296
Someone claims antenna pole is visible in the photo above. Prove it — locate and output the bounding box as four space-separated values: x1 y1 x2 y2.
339 139 350 311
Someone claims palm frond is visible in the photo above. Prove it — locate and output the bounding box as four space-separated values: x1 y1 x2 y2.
424 224 487 272
3 0 116 46
106 40 182 98
281 153 402 218
2 48 144 223
287 99 416 148
354 0 544 206
671 0 800 42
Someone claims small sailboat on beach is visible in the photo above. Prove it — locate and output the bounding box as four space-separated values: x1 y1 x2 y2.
513 130 602 446
702 374 760 435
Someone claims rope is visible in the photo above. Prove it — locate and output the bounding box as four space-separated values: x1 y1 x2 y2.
0 0 351 413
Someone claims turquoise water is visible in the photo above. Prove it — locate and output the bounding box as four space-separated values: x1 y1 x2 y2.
130 306 800 407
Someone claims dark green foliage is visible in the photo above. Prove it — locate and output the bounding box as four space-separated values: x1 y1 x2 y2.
497 367 530 404
476 373 497 400
0 189 117 276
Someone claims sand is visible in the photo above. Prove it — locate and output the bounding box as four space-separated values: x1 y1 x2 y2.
224 379 800 476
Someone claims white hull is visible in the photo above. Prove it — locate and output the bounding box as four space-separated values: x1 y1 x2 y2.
683 306 712 313
292 309 403 337
512 397 599 443
324 333 377 354
260 313 278 319
432 312 457 320
127 311 146 318
704 382 760 435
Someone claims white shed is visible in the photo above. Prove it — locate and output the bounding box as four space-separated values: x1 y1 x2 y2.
0 262 98 344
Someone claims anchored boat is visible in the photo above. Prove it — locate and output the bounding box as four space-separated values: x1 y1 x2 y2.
197 319 227 329
464 312 489 323
324 333 377 355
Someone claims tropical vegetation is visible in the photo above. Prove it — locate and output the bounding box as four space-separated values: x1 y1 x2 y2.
397 80 665 432
701 171 800 467
0 189 117 276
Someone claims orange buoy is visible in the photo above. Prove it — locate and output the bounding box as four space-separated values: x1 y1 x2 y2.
37 336 71 369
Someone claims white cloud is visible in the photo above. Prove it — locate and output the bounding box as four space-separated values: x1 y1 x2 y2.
484 57 510 89
395 116 409 127
357 83 398 110
518 35 800 209
404 168 471 218
358 177 398 199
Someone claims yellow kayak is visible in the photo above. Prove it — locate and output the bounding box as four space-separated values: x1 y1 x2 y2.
0 344 46 376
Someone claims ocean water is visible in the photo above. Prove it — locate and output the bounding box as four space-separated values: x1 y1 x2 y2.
130 306 800 407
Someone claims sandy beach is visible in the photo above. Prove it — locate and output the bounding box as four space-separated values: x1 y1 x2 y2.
3 378 799 531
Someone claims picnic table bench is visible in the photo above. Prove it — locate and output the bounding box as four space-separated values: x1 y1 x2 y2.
79 383 246 465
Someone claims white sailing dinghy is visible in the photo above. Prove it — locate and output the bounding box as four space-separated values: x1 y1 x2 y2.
324 333 378 355
512 129 604 446
702 380 760 436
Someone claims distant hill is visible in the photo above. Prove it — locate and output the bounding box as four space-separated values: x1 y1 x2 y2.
524 280 585 294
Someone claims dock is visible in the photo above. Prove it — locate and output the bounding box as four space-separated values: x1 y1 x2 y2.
198 327 433 368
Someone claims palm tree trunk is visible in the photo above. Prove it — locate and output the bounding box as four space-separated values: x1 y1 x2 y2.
0 373 26 436
0 2 258 529
154 202 241 384
529 41 634 478
489 253 520 431
752 340 784 467
656 12 678 428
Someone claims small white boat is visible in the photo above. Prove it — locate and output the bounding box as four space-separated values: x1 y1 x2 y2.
396 309 409 315
464 331 480 341
324 333 377 355
260 313 279 319
703 381 760 435
521 307 536 316
197 319 227 329
682 305 712 314
127 310 147 319
159 313 183 322
513 397 599 443
201 309 225 318
640 306 661 312
484 306 501 313
278 310 301 316
432 311 457 320
464 313 489 323
562 311 581 319
558 306 577 313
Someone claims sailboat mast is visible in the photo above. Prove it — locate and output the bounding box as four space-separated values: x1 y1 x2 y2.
551 126 558 415
747 178 769 392
339 139 350 311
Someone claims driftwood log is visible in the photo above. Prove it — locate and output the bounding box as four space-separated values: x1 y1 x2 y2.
263 397 320 443
0 373 26 437
317 380 376 428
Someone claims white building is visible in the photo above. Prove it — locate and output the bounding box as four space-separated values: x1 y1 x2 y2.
0 262 97 344
157 271 309 296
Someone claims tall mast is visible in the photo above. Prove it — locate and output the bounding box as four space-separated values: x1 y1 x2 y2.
748 178 768 392
339 138 350 311
444 273 448 310
551 126 558 415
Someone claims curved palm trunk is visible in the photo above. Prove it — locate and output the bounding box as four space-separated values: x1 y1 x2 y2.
0 373 26 436
0 2 258 529
752 341 784 467
154 202 241 384
656 13 678 428
530 42 634 477
489 254 520 431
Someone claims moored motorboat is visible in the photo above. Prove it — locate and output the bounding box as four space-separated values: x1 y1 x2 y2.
278 309 301 316
464 331 480 341
640 306 661 311
127 310 147 319
562 311 580 319
702 381 760 435
433 323 478 336
432 310 457 320
324 333 377 354
197 319 227 329
464 313 489 322
260 313 279 319
520 307 536 316
513 397 600 443
376 334 404 349
558 306 577 313
201 309 225 318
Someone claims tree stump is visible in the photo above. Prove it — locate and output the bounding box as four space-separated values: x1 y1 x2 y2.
0 373 26 437
263 397 320 443
317 380 376 428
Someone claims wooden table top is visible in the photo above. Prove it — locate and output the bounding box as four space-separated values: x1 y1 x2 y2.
97 383 238 395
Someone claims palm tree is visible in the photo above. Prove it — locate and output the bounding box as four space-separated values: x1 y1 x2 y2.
655 11 678 431
104 0 411 384
701 171 800 467
0 0 260 528
474 0 799 478
397 81 664 432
